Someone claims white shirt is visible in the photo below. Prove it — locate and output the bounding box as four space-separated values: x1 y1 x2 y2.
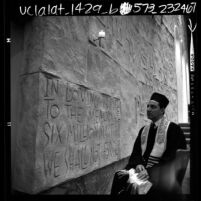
153 116 163 128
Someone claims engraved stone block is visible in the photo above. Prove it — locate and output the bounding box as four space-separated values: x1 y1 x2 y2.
13 72 121 193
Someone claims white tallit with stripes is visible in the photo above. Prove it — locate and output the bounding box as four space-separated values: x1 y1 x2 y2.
141 116 170 168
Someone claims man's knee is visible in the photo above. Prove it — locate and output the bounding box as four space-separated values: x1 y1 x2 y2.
111 170 129 194
115 170 129 180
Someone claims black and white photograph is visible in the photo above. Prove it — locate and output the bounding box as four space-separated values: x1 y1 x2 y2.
3 0 199 200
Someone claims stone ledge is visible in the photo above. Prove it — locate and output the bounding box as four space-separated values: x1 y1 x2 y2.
40 157 129 195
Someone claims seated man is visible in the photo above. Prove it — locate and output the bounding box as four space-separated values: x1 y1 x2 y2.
111 92 187 195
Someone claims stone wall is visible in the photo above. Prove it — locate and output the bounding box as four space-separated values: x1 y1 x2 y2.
11 15 185 194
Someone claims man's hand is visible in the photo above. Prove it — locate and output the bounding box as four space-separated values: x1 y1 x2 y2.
135 165 149 181
136 165 146 173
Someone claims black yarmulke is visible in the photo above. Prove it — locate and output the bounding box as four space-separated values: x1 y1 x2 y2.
150 92 169 108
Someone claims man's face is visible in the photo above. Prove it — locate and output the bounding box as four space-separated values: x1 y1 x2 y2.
147 100 164 122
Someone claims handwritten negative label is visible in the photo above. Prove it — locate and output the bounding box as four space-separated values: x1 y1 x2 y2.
18 2 197 16
37 73 121 185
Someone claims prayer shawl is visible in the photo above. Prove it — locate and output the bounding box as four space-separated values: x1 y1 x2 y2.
141 117 170 168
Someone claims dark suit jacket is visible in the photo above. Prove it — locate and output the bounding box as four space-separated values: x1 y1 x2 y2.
125 122 187 170
125 122 187 194
111 122 187 195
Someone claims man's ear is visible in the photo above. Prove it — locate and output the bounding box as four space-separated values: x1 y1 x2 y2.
161 108 165 114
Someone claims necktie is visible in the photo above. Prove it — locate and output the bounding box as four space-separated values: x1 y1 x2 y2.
151 123 156 130
143 123 157 162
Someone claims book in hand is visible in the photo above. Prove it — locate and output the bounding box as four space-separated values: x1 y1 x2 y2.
127 168 152 194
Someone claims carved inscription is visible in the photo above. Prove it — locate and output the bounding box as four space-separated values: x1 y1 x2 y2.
39 74 121 182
